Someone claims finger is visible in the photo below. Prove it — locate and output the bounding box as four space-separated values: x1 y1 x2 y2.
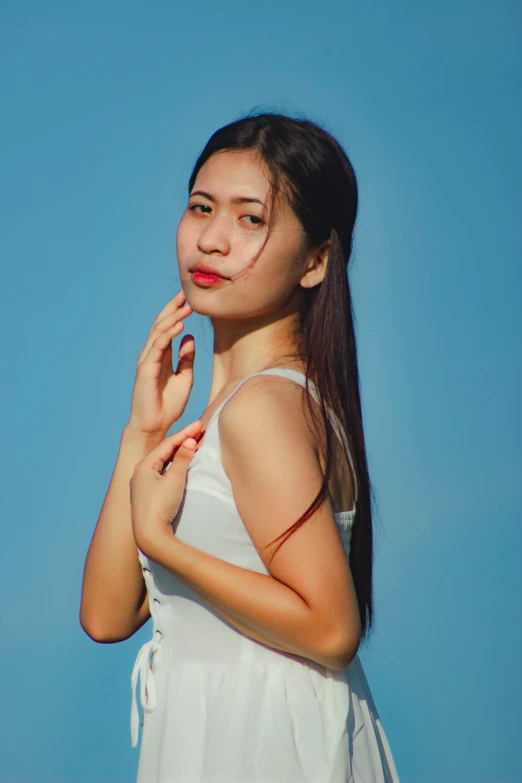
162 422 202 451
175 334 196 377
152 291 192 334
169 437 198 461
151 437 198 476
154 301 193 334
138 325 182 369
161 438 198 476
142 422 202 468
138 289 192 362
138 304 193 365
153 289 187 326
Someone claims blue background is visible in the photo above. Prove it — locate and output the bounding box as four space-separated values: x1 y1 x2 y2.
1 2 520 781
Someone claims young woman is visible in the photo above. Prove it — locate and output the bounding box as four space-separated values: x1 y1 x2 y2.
80 111 401 782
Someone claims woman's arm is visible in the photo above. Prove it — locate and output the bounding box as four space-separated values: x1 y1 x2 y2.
147 533 354 670
80 425 162 642
80 289 199 643
145 376 361 669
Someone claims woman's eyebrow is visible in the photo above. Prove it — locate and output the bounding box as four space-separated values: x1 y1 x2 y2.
189 190 266 207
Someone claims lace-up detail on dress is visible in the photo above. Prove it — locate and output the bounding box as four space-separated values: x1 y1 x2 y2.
130 550 164 748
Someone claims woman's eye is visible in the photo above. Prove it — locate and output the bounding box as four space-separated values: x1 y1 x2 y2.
243 215 264 226
188 205 263 226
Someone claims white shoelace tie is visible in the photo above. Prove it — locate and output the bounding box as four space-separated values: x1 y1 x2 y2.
130 629 163 748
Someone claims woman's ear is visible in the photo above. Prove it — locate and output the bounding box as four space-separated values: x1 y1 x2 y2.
299 240 330 290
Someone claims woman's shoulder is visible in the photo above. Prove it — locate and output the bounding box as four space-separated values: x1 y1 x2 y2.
218 368 317 452
220 368 309 417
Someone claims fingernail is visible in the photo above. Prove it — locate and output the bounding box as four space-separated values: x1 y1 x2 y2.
184 438 197 450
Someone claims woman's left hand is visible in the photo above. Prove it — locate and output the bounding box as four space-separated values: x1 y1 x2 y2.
130 420 203 558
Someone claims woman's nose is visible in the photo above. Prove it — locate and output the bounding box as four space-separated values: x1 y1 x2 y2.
197 214 232 255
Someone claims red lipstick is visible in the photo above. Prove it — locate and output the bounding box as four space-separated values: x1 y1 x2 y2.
191 271 226 286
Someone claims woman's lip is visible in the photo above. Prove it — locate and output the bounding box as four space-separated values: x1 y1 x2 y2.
192 269 226 278
191 271 227 285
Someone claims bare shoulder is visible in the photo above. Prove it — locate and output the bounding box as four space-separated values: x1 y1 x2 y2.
217 371 333 569
218 373 316 455
219 372 355 514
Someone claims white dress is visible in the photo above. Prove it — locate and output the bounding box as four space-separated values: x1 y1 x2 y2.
130 367 401 782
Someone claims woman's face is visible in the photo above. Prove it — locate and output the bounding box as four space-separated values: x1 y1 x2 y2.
176 149 315 320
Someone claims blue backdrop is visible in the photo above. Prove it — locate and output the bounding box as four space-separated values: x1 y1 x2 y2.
1 2 520 781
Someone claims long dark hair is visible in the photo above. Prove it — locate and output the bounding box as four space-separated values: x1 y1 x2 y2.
188 110 375 642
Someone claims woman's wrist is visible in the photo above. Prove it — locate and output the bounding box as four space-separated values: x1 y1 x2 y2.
122 423 167 450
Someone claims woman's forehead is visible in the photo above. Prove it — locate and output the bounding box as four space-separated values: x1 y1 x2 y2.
194 150 270 195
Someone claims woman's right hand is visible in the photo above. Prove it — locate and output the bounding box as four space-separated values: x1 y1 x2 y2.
127 289 196 436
